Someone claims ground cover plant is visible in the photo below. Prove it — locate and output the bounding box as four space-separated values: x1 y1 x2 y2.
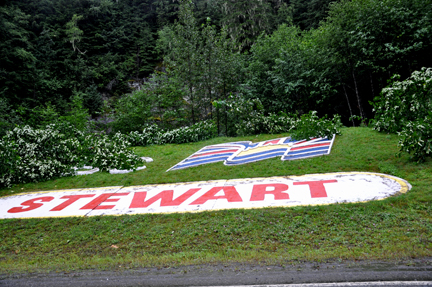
0 127 431 274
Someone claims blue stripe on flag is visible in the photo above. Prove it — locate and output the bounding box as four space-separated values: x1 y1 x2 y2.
226 150 287 165
282 150 328 161
170 156 231 170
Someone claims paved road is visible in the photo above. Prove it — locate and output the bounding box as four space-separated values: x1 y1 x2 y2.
1 258 431 287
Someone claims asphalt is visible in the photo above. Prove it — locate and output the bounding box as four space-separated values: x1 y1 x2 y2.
1 258 432 287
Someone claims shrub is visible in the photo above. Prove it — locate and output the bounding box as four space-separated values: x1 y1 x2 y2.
123 120 217 146
372 67 432 133
289 111 343 140
84 132 143 171
0 125 80 187
0 124 143 188
398 115 432 163
159 120 217 144
214 94 341 138
372 67 432 162
213 94 264 136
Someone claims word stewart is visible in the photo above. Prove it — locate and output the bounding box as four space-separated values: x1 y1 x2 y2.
0 172 410 219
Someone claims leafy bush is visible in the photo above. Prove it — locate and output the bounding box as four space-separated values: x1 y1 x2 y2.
0 124 143 188
0 98 22 137
372 67 432 162
372 67 432 133
213 94 266 136
398 115 432 162
123 120 217 146
0 125 81 187
111 74 188 134
159 120 217 144
214 94 341 138
111 90 153 134
126 124 164 146
289 111 343 140
84 132 143 171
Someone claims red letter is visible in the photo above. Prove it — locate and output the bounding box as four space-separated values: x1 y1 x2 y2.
50 194 95 211
293 180 337 198
8 197 54 213
130 188 201 208
250 184 289 201
80 193 129 210
190 186 242 205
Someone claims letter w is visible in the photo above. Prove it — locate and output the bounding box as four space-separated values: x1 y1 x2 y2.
130 188 201 208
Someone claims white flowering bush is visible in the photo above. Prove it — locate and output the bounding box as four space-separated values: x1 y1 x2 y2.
398 115 432 162
214 94 341 137
126 124 164 146
289 111 342 140
1 125 80 187
83 132 143 171
372 67 432 133
123 120 217 146
372 67 432 162
213 94 265 136
0 124 143 188
159 120 217 144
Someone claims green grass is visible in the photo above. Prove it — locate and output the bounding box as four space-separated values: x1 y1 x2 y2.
1 127 431 274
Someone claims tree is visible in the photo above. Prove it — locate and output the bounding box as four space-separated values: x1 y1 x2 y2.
65 14 86 54
158 0 202 123
217 0 273 51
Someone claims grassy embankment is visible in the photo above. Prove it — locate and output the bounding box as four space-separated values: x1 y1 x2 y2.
0 127 431 274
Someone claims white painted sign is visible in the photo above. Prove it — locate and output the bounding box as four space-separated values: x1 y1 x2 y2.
0 172 411 219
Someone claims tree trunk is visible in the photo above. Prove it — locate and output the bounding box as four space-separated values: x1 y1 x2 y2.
136 46 140 80
352 69 365 121
342 83 355 127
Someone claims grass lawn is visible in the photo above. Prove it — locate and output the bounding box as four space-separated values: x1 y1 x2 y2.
0 127 431 274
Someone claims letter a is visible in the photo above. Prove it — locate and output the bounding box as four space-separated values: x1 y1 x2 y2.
190 186 242 205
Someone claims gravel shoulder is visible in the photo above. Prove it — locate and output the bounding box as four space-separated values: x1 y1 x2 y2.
1 258 432 287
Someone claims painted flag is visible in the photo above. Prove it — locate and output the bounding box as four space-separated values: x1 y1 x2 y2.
167 135 335 171
282 135 335 161
224 137 295 166
166 142 250 171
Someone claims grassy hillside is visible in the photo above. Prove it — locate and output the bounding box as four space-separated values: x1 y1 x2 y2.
0 127 431 273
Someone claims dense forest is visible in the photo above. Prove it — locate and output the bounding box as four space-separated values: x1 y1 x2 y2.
1 0 431 135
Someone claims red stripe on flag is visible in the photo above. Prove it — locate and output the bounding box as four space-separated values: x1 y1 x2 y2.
290 142 330 151
263 139 280 146
191 149 238 158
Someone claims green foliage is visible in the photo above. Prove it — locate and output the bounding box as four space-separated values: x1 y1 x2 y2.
0 138 20 188
213 93 264 136
0 98 22 136
111 72 188 133
157 1 243 126
65 14 85 54
124 120 217 146
215 94 342 138
372 67 432 162
158 120 217 144
245 24 339 116
82 85 103 116
111 89 153 134
372 68 432 133
25 102 60 128
59 94 92 132
0 124 143 188
398 116 432 163
0 125 80 187
289 111 343 140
